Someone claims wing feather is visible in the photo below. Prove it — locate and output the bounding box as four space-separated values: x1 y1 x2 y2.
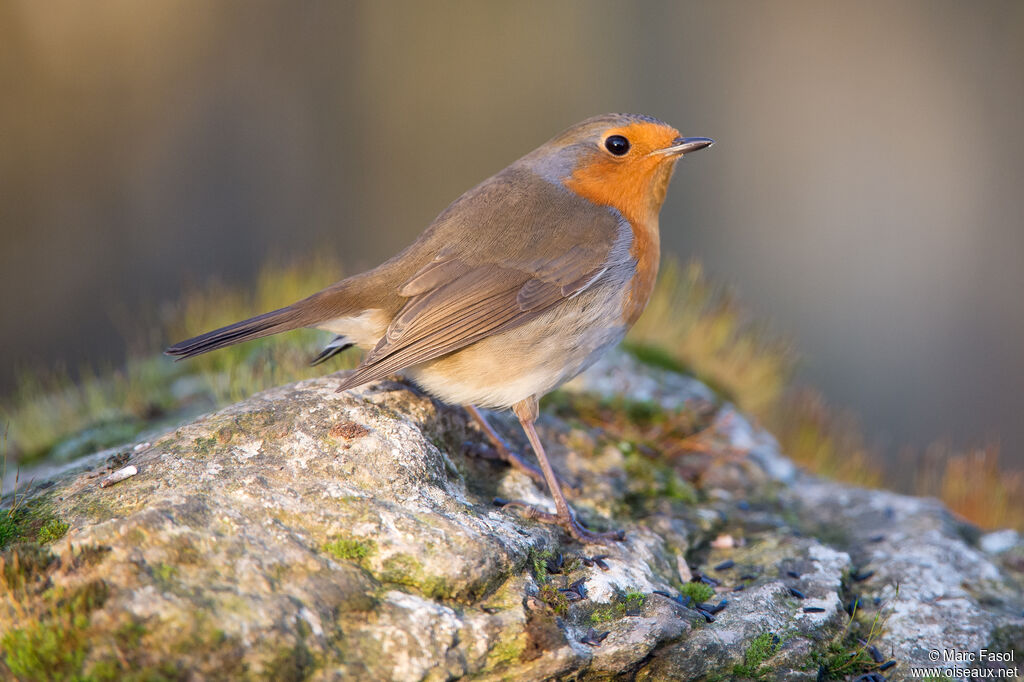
334 167 630 393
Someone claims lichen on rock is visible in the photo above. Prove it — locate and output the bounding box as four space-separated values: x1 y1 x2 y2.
0 350 1021 680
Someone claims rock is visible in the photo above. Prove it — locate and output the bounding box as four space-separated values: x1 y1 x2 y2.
1 349 1021 681
981 529 1021 555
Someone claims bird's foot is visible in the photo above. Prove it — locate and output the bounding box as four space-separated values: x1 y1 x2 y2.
493 498 624 545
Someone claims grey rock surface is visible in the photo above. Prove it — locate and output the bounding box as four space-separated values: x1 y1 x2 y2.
1 349 1021 680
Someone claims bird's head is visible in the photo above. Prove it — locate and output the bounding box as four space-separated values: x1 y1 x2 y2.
522 113 713 227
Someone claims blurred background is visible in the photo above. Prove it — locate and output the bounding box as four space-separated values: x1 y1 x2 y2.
2 0 1022 473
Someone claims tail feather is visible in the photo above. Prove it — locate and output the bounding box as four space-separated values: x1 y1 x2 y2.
165 306 308 360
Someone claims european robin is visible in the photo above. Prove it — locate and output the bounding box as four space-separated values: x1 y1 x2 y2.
167 113 713 544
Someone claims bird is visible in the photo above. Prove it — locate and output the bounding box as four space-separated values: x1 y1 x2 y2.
166 113 713 544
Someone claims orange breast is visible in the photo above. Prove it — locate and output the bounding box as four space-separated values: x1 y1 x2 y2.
622 217 660 324
564 140 672 325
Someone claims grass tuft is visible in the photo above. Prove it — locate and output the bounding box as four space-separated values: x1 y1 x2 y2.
915 443 1024 531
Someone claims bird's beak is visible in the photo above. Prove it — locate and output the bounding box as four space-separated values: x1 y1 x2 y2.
651 136 715 158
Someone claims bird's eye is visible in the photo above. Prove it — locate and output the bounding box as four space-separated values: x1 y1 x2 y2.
604 135 630 156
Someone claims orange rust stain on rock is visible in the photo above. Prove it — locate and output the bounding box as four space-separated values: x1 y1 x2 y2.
329 421 369 440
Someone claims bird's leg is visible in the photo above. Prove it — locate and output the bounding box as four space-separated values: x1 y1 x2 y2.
464 405 579 495
497 397 623 545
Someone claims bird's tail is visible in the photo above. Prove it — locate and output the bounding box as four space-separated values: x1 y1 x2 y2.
164 305 311 360
165 257 410 361
164 274 372 361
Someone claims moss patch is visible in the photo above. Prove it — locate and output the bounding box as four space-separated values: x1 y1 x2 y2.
324 537 374 563
732 632 782 679
485 630 528 670
0 578 109 680
679 581 715 604
37 518 70 544
538 583 569 616
0 495 66 551
374 552 453 600
590 590 647 624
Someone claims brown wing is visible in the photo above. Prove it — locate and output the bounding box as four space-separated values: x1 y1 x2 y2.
333 166 627 391
335 256 607 391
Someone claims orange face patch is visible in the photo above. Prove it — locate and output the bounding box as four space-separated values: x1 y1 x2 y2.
564 121 681 324
563 121 682 229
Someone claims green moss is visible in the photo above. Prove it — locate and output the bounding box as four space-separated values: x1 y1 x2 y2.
485 631 527 669
2 618 89 680
192 435 218 455
2 543 55 591
375 552 452 599
37 518 70 544
732 632 781 679
529 548 554 584
0 579 109 680
590 589 647 624
589 603 617 624
0 494 68 551
324 537 374 562
624 451 698 507
264 638 316 682
0 514 18 549
622 341 692 376
679 581 715 604
811 638 880 679
153 562 177 584
809 610 889 680
538 583 569 616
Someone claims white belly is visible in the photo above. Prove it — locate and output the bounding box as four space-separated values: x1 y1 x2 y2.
405 285 628 409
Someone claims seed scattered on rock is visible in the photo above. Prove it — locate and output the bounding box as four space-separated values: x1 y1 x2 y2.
714 559 735 571
700 599 728 614
691 571 720 586
867 644 884 663
879 660 896 671
732 584 745 592
869 534 885 543
788 587 806 599
653 590 692 608
696 608 715 623
580 628 609 646
851 568 875 582
787 570 801 579
100 465 138 488
852 674 886 682
802 606 826 613
558 578 587 601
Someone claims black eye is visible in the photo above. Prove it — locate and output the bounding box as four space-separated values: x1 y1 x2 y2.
604 135 630 156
